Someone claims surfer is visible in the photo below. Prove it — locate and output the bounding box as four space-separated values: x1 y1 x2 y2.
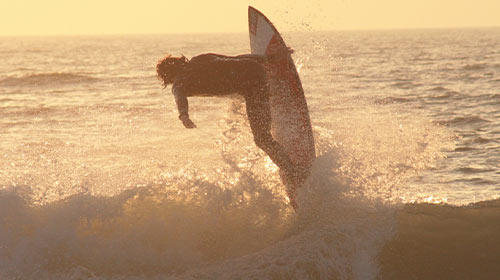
156 52 304 209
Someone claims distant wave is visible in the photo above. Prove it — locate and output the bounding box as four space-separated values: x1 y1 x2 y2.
427 89 461 100
379 200 500 279
473 136 496 144
453 137 497 152
436 66 456 72
0 72 98 87
454 146 476 152
449 177 496 185
390 81 422 89
455 166 496 174
481 94 500 106
429 86 447 92
374 96 412 104
441 116 491 126
462 63 489 71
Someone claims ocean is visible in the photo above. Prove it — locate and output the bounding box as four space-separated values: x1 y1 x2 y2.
0 28 499 279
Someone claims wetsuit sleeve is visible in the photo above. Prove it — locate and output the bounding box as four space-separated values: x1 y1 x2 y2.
267 47 294 62
172 86 188 117
235 49 292 64
234 54 267 62
172 86 196 128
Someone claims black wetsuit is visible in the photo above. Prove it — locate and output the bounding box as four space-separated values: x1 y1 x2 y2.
171 53 297 176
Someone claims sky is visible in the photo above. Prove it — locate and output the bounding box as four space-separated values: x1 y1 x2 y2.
0 0 499 36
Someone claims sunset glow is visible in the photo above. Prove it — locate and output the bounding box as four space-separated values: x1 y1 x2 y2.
1 0 499 36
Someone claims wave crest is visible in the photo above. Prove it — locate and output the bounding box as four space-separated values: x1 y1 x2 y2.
0 168 292 279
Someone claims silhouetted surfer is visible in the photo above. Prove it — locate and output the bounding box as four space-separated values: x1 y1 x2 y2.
156 52 305 209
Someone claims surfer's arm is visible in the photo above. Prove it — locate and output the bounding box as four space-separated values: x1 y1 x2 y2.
234 54 267 63
267 47 294 62
172 86 196 128
235 49 293 63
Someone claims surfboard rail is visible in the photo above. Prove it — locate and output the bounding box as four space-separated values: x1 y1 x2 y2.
248 6 316 172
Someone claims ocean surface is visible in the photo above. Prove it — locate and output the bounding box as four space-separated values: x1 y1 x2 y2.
1 28 499 279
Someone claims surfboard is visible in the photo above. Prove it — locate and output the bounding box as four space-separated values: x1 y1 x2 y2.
248 6 316 176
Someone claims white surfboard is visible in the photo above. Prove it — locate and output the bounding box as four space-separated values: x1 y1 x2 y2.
248 6 316 174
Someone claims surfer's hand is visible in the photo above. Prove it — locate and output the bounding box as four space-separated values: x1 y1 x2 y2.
179 114 196 128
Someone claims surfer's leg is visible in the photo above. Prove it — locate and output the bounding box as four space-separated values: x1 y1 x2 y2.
242 79 303 210
245 94 301 210
244 87 306 187
243 91 295 174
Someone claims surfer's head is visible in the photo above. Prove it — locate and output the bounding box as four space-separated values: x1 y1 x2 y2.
156 55 189 87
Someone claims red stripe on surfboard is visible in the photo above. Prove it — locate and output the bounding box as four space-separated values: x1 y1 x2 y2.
249 10 258 36
265 35 315 168
265 35 300 97
266 35 310 125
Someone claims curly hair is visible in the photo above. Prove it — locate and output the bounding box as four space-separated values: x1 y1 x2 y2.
156 55 189 88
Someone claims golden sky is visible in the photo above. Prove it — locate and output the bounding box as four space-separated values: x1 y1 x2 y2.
1 0 499 36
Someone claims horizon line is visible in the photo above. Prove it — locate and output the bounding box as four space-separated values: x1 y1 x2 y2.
1 26 499 38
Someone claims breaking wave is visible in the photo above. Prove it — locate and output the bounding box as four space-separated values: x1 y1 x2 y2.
0 151 396 280
0 101 471 280
1 173 499 279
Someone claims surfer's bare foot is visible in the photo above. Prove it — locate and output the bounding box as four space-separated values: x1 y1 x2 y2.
286 186 298 211
280 166 310 211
